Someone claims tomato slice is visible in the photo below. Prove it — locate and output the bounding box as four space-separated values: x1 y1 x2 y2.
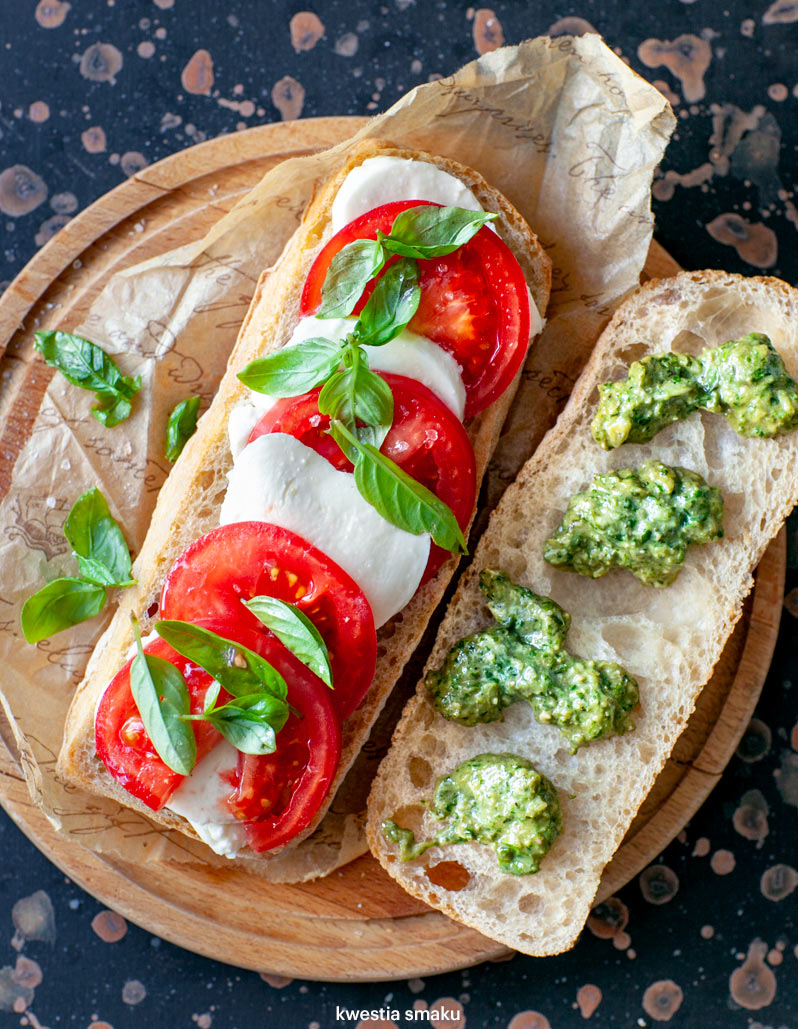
95 619 342 852
159 522 376 720
249 373 476 584
223 628 342 853
225 638 342 852
299 200 531 419
95 633 221 812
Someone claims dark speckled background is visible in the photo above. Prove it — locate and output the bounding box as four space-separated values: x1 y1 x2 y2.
1 2 797 1027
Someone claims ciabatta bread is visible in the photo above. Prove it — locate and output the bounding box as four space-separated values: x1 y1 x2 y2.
367 270 797 953
56 139 551 879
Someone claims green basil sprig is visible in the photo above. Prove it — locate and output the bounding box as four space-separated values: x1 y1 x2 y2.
317 205 495 319
331 419 467 554
20 578 106 645
193 690 288 755
318 345 393 452
155 620 289 706
21 487 135 644
318 238 386 319
238 338 342 397
351 257 421 349
34 330 141 427
130 617 196 776
129 619 294 772
244 596 333 688
379 205 497 259
63 487 135 588
166 396 201 463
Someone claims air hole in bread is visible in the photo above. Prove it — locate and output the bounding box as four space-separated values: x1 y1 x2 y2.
196 469 217 491
393 804 424 831
409 757 433 789
418 704 435 730
418 734 440 758
617 342 649 364
518 892 542 915
146 600 159 618
669 329 705 355
425 860 470 892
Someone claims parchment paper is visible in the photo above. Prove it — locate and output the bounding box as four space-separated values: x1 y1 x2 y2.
0 36 674 871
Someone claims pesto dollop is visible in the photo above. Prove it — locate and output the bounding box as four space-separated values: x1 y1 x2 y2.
426 570 638 751
543 460 723 587
592 332 798 449
382 752 563 875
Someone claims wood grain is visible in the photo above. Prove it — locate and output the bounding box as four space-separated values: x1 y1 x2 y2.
0 118 785 981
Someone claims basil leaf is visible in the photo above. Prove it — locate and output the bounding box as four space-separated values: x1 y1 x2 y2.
93 392 135 428
318 348 393 450
384 205 498 259
332 420 467 554
237 338 342 397
203 679 221 713
20 577 106 644
202 693 289 755
318 238 385 319
155 620 288 702
165 395 201 463
34 330 141 428
244 596 333 688
353 258 421 348
63 487 134 587
129 621 196 776
351 361 394 443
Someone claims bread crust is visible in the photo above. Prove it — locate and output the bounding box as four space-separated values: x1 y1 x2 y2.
367 270 798 953
56 139 552 876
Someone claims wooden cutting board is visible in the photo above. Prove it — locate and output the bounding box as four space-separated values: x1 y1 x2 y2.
0 118 785 982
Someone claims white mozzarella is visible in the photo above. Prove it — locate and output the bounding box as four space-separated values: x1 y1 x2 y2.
220 433 430 626
228 392 279 461
331 156 485 231
166 741 247 859
290 316 466 419
527 286 545 340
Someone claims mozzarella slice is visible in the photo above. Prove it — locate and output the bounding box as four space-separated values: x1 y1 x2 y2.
220 433 430 626
291 316 466 419
228 392 278 461
331 156 485 231
166 740 247 859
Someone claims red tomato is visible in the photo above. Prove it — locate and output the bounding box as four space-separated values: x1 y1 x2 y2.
95 620 342 853
95 633 221 812
224 630 342 853
249 373 476 584
299 200 531 420
159 522 376 720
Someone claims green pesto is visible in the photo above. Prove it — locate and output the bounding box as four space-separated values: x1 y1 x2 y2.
700 333 798 437
592 333 798 449
382 752 563 875
426 570 639 751
543 460 723 587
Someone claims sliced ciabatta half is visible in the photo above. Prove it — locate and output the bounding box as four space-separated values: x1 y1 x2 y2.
367 270 797 953
56 138 552 881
